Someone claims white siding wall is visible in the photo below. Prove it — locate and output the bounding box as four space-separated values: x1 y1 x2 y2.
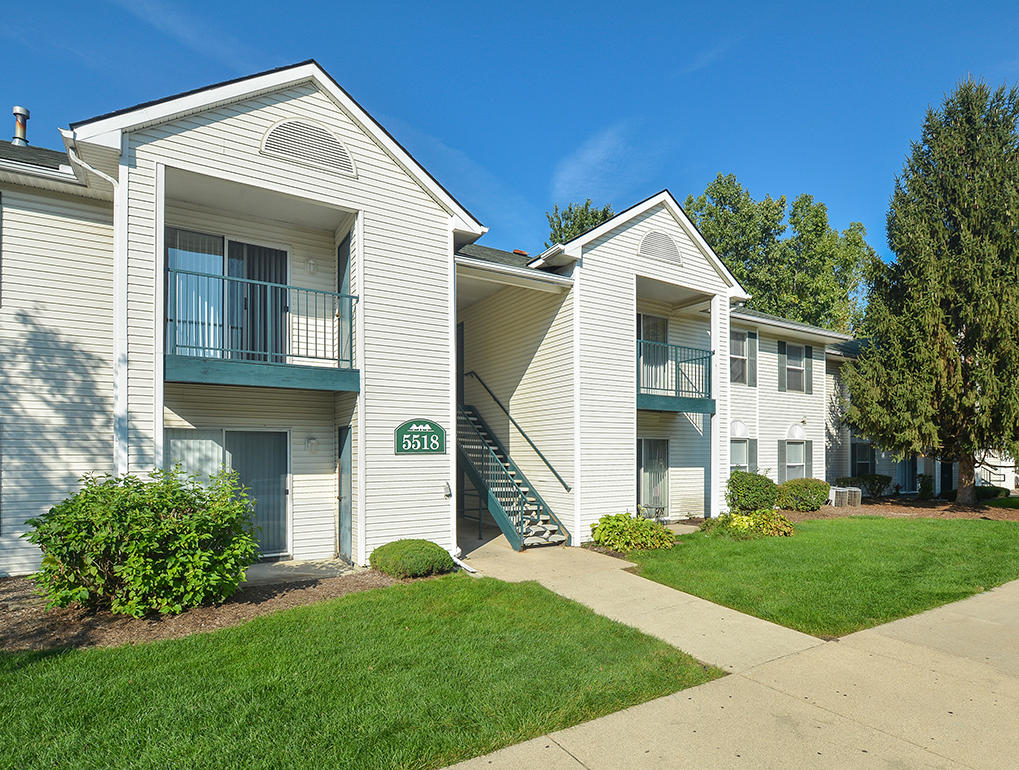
164 383 337 560
334 390 359 560
0 188 115 575
460 283 575 524
578 204 731 536
125 82 454 561
825 358 851 480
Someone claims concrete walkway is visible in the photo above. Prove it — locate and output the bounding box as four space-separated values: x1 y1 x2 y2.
452 539 1019 769
242 558 357 586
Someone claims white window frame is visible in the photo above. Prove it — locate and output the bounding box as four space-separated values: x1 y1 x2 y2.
785 439 806 480
730 438 749 474
786 343 806 392
730 330 748 385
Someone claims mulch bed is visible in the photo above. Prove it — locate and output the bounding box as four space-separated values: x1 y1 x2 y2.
783 498 1019 523
0 571 397 653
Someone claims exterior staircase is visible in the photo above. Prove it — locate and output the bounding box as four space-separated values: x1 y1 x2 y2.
457 404 569 549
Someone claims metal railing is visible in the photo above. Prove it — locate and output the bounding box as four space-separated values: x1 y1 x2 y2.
637 340 712 399
166 268 357 368
464 371 571 491
457 406 535 547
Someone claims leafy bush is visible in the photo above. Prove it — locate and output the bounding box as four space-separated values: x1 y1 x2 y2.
590 513 676 552
725 470 777 514
700 510 794 540
369 539 456 578
834 474 892 498
24 468 259 617
918 473 934 500
942 485 1010 502
776 478 831 512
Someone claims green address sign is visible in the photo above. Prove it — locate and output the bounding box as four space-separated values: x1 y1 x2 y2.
395 419 446 454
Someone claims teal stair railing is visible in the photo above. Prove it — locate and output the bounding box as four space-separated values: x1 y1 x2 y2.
457 404 571 550
464 371 571 491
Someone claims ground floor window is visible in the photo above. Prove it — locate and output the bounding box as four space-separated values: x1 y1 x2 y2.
851 438 875 477
785 440 806 480
731 439 748 474
637 437 669 516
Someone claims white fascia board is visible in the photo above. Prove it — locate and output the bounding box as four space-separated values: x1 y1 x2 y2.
0 157 82 185
455 256 573 293
67 62 486 236
730 310 853 343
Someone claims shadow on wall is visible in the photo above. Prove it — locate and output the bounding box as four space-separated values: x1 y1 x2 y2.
826 386 848 479
0 307 117 575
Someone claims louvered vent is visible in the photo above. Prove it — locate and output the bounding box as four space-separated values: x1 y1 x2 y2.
639 231 681 264
261 120 356 176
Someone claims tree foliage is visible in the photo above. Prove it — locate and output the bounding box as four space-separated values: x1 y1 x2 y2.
842 80 1019 505
545 199 614 247
684 174 876 332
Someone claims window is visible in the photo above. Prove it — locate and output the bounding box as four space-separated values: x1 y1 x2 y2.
785 441 806 479
730 439 748 474
637 438 669 514
730 330 747 384
786 343 805 392
637 313 669 394
851 439 875 476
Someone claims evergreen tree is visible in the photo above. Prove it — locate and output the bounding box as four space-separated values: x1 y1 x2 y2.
545 199 614 247
843 80 1019 505
684 174 875 333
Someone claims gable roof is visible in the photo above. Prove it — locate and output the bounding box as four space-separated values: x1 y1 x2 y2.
65 60 485 235
529 189 749 299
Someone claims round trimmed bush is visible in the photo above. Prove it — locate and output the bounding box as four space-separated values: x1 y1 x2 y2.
776 478 831 511
369 539 456 578
24 467 260 617
726 470 777 513
700 509 794 540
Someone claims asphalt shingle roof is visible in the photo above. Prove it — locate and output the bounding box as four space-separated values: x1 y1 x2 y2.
731 306 851 339
456 243 532 269
0 141 68 170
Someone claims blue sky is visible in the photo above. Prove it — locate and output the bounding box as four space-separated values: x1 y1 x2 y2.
5 1 1018 257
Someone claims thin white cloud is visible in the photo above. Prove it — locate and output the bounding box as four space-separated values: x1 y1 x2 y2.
676 34 746 77
550 121 667 206
107 0 262 71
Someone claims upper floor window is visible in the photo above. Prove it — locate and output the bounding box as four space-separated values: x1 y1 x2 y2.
778 341 813 394
730 331 747 384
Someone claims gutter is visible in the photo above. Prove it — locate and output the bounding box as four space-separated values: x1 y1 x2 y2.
730 309 853 342
454 255 574 288
0 157 83 185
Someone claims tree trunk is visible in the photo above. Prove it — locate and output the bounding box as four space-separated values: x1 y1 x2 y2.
956 455 977 505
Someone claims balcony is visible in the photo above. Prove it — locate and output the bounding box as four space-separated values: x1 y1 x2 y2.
636 340 714 413
165 268 359 391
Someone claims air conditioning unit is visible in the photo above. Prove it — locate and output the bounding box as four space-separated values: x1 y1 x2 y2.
828 486 863 507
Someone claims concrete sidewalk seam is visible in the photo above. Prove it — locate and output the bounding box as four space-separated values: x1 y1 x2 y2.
549 735 592 769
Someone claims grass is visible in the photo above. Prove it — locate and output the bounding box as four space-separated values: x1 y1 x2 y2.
985 496 1019 508
628 517 1019 637
0 575 721 770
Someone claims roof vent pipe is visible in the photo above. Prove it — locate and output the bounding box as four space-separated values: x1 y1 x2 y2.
12 106 29 147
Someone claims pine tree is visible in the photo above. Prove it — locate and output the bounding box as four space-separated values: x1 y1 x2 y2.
843 80 1019 505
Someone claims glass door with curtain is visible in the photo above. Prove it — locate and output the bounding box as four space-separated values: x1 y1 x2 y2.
637 438 669 518
166 227 226 358
637 313 669 394
227 241 288 363
225 431 289 556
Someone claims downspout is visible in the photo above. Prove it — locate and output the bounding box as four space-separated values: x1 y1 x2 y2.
66 144 118 189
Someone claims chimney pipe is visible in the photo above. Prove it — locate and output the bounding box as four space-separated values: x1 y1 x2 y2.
12 106 29 147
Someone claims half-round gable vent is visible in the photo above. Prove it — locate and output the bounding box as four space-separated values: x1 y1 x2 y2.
639 231 681 264
261 119 356 176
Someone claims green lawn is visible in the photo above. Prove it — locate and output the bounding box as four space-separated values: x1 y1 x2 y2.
629 517 1019 637
985 496 1019 508
0 575 721 770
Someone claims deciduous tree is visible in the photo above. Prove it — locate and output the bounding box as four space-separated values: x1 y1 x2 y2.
545 199 614 247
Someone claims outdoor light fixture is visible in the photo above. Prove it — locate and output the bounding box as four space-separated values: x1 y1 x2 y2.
305 437 319 452
306 259 317 273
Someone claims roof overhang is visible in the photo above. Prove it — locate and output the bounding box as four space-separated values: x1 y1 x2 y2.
63 60 486 237
528 189 750 302
730 309 853 344
455 255 573 294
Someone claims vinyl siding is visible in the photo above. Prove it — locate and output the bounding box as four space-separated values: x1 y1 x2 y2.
755 335 826 482
578 203 731 535
825 358 851 480
460 283 575 523
0 188 115 575
126 82 454 561
164 383 337 560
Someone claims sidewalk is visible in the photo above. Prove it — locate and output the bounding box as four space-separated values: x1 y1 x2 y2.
453 539 1019 769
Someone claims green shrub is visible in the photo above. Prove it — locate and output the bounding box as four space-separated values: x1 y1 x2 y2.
942 485 1010 502
700 509 794 540
590 513 676 552
369 539 456 578
834 474 892 498
918 473 934 500
24 467 259 617
725 470 777 514
776 478 831 512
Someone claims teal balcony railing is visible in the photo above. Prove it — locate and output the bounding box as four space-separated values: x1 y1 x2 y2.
166 268 356 368
637 340 712 399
